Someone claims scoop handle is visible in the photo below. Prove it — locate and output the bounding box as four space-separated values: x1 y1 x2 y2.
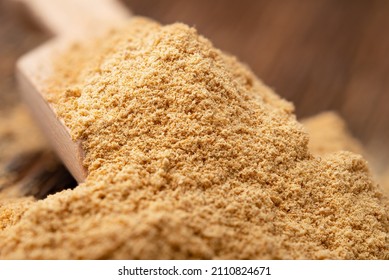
13 0 131 37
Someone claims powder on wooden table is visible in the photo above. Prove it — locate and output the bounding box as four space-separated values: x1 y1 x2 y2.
0 106 43 230
0 106 44 199
0 17 388 259
0 106 44 168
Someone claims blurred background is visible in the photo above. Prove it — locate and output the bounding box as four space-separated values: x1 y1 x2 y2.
0 0 388 196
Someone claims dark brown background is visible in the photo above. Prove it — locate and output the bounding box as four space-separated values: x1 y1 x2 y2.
1 0 388 163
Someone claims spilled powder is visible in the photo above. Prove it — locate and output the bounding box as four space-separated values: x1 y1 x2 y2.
0 106 44 199
0 106 45 167
0 17 388 259
0 106 42 230
302 112 389 196
381 170 389 196
301 112 364 156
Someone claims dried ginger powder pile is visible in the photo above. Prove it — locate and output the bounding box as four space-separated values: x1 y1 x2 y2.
0 18 388 259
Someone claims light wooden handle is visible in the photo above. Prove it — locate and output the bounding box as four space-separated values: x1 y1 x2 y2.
14 0 131 37
12 0 132 183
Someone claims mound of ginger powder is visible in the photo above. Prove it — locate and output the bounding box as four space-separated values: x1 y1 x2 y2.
0 17 388 259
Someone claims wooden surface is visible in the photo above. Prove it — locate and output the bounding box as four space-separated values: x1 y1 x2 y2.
17 39 88 182
14 0 132 182
14 0 131 37
0 0 388 194
0 1 48 111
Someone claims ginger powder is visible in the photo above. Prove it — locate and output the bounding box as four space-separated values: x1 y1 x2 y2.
0 18 388 259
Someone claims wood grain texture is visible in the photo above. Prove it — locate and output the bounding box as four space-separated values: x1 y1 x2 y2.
13 0 131 37
0 1 48 111
0 150 77 199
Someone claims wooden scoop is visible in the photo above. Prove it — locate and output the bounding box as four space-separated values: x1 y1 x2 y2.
15 0 132 183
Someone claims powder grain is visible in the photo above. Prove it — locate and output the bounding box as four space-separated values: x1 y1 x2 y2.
0 18 388 259
302 112 389 196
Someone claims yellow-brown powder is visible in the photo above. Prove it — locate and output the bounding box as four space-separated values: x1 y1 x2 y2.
301 111 364 156
302 111 389 196
380 170 389 196
0 18 388 259
0 106 45 169
0 106 43 230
